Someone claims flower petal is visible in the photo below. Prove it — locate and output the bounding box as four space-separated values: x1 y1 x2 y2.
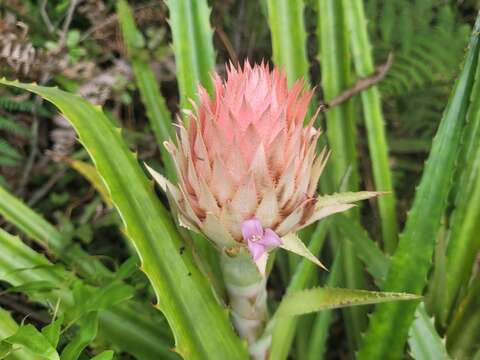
259 228 282 249
248 240 266 261
242 218 263 241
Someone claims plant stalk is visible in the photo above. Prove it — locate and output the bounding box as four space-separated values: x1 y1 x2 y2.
221 250 270 360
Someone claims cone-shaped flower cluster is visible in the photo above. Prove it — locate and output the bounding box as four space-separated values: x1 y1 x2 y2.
148 62 379 272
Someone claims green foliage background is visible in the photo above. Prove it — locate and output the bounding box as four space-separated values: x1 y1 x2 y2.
0 0 479 359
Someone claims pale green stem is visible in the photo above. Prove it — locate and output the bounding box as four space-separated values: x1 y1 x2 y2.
221 249 270 360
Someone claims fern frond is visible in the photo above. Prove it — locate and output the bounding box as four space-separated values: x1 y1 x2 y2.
0 155 21 167
0 116 29 137
367 2 470 98
0 96 50 116
0 174 8 188
0 139 22 160
366 0 470 139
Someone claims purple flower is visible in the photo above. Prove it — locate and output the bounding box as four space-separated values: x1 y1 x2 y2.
242 218 282 262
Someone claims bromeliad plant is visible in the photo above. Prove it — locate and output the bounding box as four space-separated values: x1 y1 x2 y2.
1 0 480 359
146 62 396 356
0 63 417 359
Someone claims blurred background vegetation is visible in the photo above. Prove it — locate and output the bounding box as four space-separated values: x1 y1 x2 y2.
0 0 479 358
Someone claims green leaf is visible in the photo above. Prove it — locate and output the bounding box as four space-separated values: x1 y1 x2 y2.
408 304 450 360
61 312 98 360
335 215 389 286
65 159 112 206
115 256 138 280
440 44 480 324
0 306 34 360
446 275 480 358
276 287 419 317
266 0 310 86
269 220 330 360
335 216 450 358
358 15 480 359
0 185 111 280
0 80 248 360
67 280 134 324
317 0 367 350
66 30 81 48
342 0 399 252
1 281 58 296
41 316 63 349
90 350 114 360
90 282 133 311
2 325 59 360
0 307 18 340
96 304 178 360
0 229 66 291
475 349 480 360
306 253 342 360
0 185 56 249
116 0 176 181
165 0 216 109
317 0 359 192
0 343 12 359
0 228 177 360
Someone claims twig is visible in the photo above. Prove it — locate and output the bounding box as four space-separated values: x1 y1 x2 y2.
27 169 66 207
321 53 394 111
40 0 55 34
16 71 51 197
58 0 80 47
215 27 239 65
16 100 39 197
79 1 162 43
79 13 118 42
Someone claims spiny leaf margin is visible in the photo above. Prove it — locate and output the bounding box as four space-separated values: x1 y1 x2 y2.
0 78 248 360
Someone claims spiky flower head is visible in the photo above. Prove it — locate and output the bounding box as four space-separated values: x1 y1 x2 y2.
148 62 378 273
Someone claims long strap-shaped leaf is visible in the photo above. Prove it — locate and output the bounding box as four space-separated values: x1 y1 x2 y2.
266 0 310 87
447 275 480 358
335 217 450 360
116 0 176 181
269 220 330 360
342 0 398 253
440 53 480 324
305 254 341 360
0 80 248 360
121 0 225 294
318 0 359 191
335 215 388 286
409 304 450 360
165 0 215 109
357 14 480 360
317 0 367 348
0 185 110 280
276 287 419 317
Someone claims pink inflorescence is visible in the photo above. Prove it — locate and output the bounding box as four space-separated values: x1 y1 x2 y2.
164 61 327 261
